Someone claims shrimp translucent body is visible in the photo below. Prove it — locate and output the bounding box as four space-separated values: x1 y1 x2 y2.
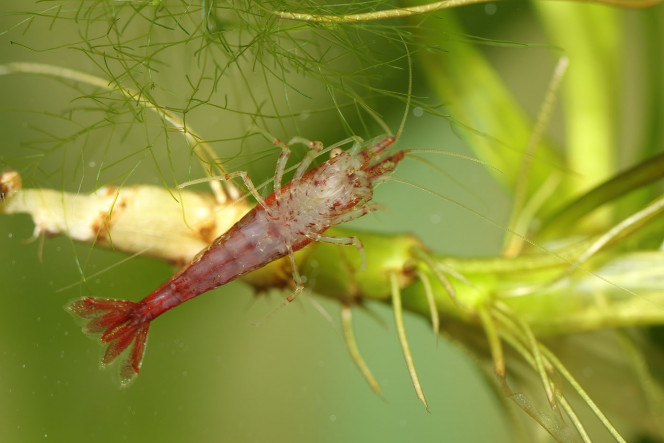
67 136 404 385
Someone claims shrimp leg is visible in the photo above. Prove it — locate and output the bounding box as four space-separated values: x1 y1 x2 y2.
306 232 366 270
274 135 362 193
291 137 360 186
273 137 324 193
289 137 323 183
272 139 292 200
285 245 304 303
331 203 382 225
253 127 323 199
307 203 384 270
222 170 267 209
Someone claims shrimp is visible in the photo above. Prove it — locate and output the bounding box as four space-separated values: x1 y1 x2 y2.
66 135 405 385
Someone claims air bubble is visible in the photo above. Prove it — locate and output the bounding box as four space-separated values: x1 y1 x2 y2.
412 107 424 118
484 3 497 15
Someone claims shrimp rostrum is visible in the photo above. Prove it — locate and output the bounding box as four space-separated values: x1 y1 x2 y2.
67 135 404 385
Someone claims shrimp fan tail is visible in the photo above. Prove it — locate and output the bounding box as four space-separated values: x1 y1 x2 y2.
66 297 150 387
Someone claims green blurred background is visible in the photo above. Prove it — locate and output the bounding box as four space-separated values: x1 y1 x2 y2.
2 0 660 441
0 114 511 443
0 2 517 442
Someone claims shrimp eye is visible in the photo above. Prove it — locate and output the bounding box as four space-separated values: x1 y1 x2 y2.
330 148 343 159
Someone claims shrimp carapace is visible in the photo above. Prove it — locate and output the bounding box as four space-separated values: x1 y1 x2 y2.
67 135 405 384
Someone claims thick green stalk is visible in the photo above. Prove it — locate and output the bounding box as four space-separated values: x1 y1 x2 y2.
297 227 664 337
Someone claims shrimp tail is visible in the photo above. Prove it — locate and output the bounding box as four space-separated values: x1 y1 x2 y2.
66 297 150 387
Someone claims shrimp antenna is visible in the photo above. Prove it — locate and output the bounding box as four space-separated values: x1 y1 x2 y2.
396 36 412 140
405 149 506 176
352 35 412 138
404 154 489 208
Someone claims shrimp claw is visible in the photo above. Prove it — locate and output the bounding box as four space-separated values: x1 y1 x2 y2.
66 297 150 387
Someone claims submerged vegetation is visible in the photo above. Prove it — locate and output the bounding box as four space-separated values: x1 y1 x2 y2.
2 1 664 442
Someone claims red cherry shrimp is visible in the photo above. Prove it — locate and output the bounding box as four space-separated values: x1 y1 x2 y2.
65 115 408 385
